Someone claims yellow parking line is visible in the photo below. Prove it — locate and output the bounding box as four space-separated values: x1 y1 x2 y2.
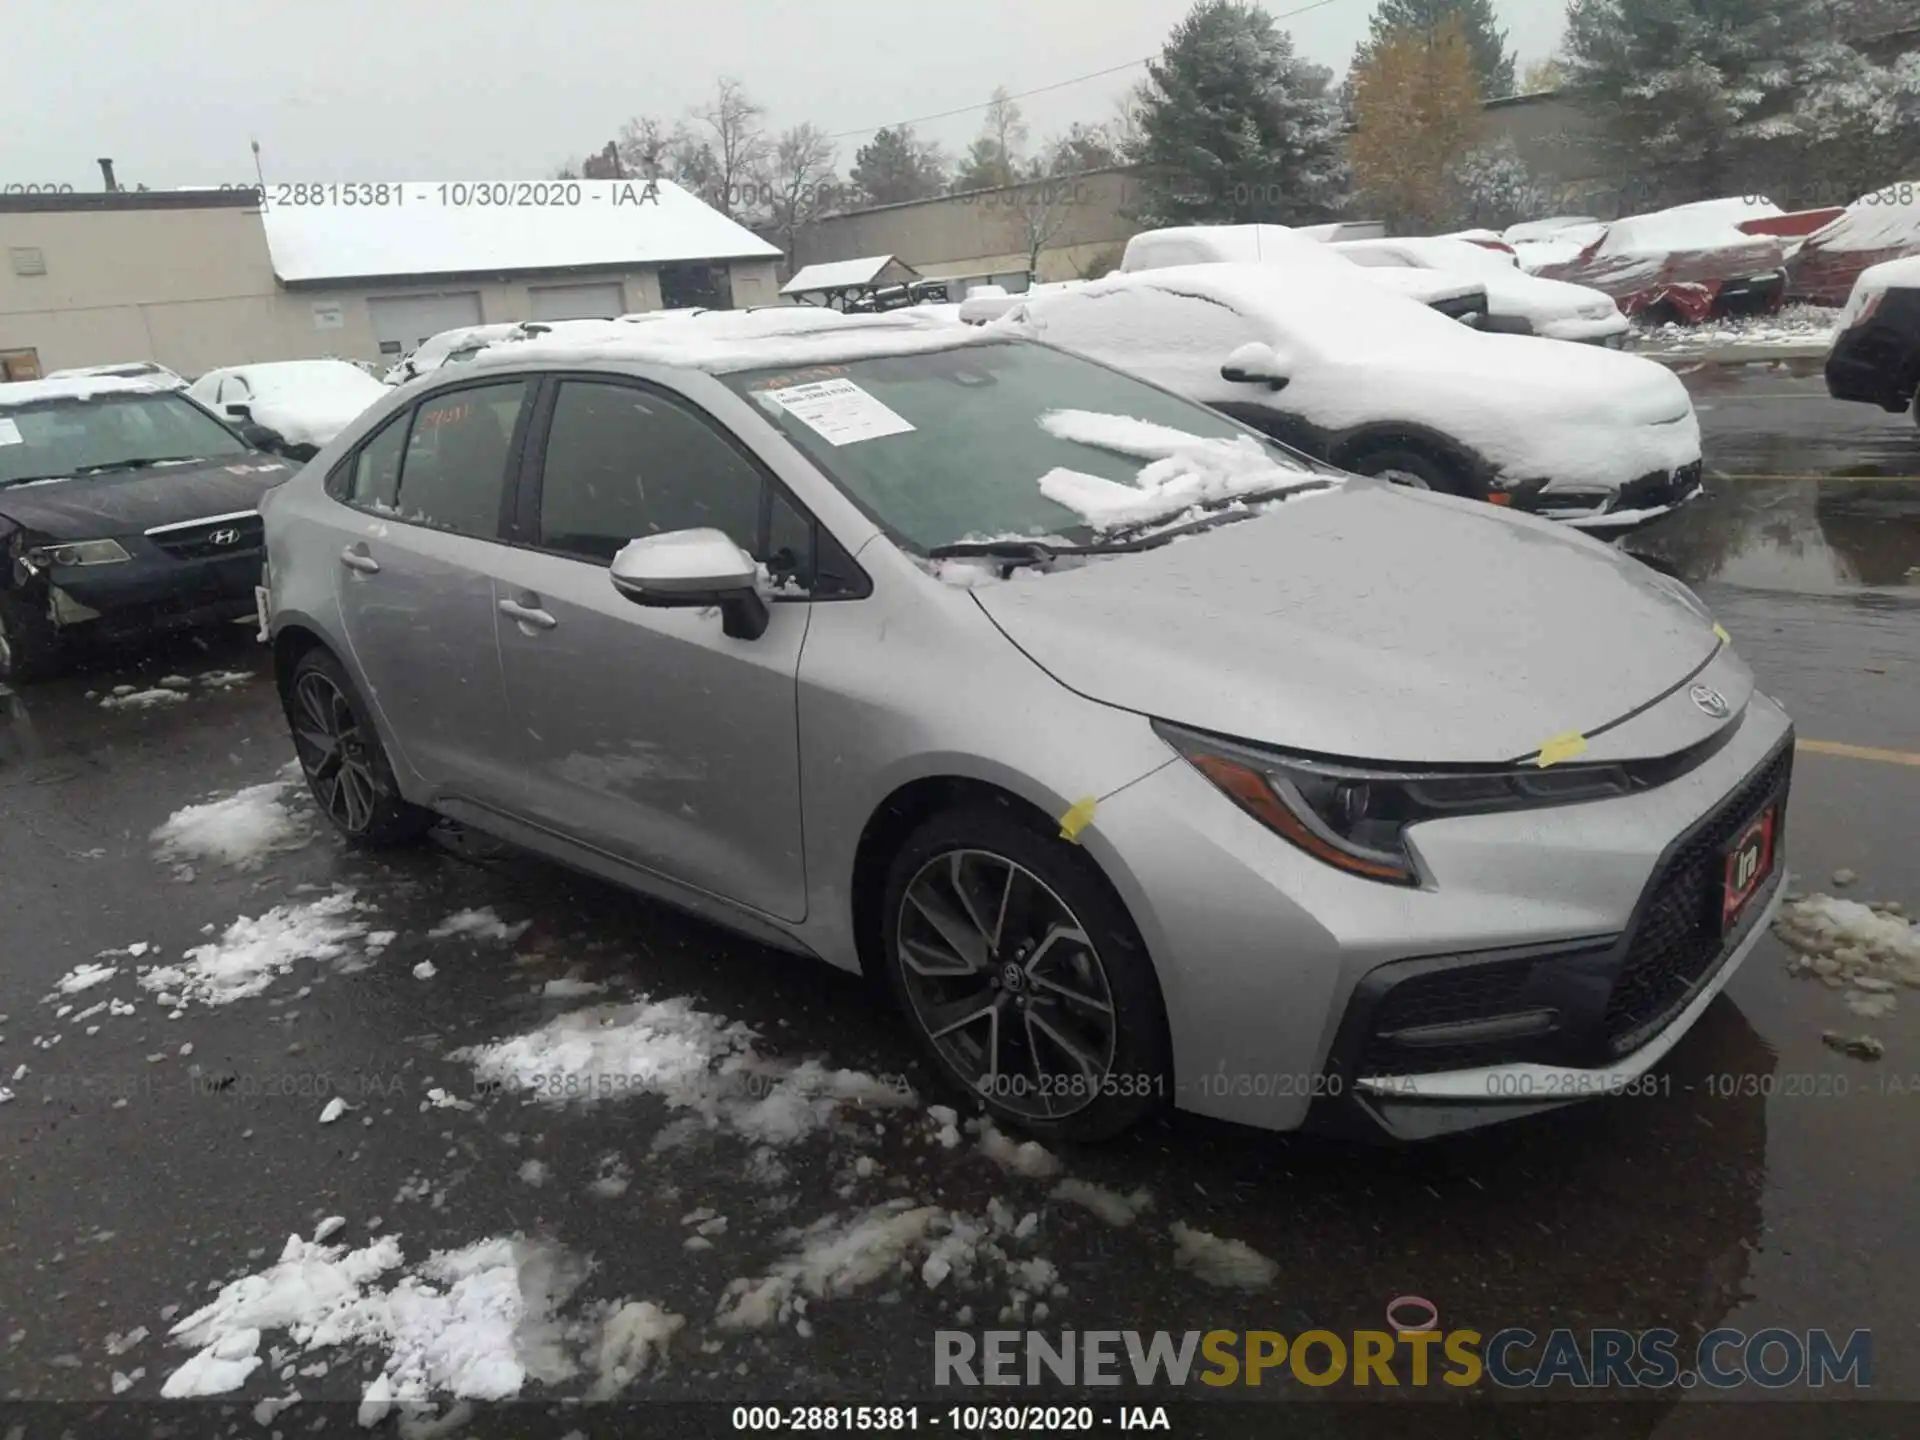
1798 739 1920 768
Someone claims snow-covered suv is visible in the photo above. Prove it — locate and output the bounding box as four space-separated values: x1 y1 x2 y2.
1826 255 1920 426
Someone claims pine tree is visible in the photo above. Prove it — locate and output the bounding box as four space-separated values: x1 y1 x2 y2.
1355 0 1517 97
1562 0 1833 205
1351 16 1486 231
848 127 949 207
1129 0 1347 228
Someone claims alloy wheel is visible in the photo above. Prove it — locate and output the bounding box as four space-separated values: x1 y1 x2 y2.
290 670 381 833
896 849 1117 1121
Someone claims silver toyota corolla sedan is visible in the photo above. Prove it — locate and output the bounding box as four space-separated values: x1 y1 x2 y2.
260 308 1793 1143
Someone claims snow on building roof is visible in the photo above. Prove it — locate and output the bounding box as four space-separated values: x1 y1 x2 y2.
780 256 916 294
260 179 780 285
465 305 988 376
0 374 166 406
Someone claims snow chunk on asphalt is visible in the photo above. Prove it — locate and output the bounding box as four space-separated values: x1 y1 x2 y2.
54 963 119 995
137 892 370 1007
427 908 531 944
151 777 309 871
454 1000 913 1146
1051 1179 1154 1227
1775 894 1920 985
716 1203 950 1330
976 1120 1062 1179
165 1232 588 1408
584 1301 684 1399
1169 1222 1277 1290
102 688 190 712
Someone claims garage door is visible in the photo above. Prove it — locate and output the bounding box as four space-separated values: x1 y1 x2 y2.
367 292 483 357
528 283 626 321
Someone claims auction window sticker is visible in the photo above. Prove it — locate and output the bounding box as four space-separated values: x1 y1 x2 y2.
0 417 21 446
760 377 915 447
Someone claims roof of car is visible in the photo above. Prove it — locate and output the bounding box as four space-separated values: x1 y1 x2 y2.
463 305 993 377
0 374 167 407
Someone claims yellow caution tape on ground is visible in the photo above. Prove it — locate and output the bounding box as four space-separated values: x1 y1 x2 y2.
1058 796 1098 843
1535 731 1589 768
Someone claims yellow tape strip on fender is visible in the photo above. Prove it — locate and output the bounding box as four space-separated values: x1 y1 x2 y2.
1713 623 1731 645
1058 796 1098 844
1535 731 1589 768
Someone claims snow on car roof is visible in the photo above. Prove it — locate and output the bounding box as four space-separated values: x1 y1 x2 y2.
261 179 780 284
1598 198 1786 257
0 374 166 406
1336 237 1521 277
464 305 993 376
1123 225 1347 272
195 359 385 394
1853 253 1920 295
1808 183 1920 253
780 256 907 294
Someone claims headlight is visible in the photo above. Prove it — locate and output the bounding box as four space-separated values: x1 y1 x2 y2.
24 538 131 568
1154 720 1637 886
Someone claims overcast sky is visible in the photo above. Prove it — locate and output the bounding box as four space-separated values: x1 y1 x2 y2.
8 0 1567 190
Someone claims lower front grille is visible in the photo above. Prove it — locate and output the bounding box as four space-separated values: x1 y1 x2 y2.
148 512 263 561
1602 743 1794 1051
1617 459 1703 510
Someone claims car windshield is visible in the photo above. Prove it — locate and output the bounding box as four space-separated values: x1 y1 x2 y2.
0 392 249 487
723 340 1323 552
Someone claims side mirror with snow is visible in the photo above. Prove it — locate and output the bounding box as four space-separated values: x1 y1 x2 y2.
1220 342 1291 392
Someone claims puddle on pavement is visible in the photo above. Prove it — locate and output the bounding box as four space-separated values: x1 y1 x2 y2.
1627 478 1920 594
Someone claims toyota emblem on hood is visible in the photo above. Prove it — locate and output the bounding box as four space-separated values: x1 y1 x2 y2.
1690 684 1730 719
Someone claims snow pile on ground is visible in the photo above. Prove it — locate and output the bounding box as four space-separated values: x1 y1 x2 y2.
1169 1221 1279 1291
976 1119 1063 1179
138 891 372 1007
454 999 915 1146
427 908 532 944
1629 305 1841 353
1050 1178 1155 1227
1035 408 1332 530
54 962 121 995
161 1226 675 1408
715 1197 1062 1332
100 687 189 712
151 772 310 872
1775 894 1919 1018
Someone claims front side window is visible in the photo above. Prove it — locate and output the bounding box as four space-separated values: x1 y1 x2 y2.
390 382 528 538
0 393 250 488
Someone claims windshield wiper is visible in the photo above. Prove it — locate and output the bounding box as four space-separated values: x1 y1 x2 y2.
72 457 193 475
1097 480 1339 541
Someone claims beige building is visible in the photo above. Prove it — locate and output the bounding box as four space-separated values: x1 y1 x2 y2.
0 181 782 380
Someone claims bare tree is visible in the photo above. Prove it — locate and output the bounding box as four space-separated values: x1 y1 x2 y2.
1009 161 1076 279
690 76 775 220
762 123 841 263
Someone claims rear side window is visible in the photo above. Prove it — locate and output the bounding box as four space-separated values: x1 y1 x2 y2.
332 415 407 510
390 382 528 538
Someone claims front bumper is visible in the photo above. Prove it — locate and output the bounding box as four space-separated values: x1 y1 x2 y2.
1079 681 1793 1136
1516 461 1705 536
1824 296 1920 411
23 515 264 643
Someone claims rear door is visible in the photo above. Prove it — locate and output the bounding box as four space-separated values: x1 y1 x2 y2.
487 375 816 921
328 378 535 806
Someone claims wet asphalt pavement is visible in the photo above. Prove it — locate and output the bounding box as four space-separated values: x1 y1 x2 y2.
0 363 1917 1437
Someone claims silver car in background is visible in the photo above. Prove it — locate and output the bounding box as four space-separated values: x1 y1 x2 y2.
260 308 1793 1143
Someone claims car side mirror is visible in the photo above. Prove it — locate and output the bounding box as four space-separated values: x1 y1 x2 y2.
225 402 252 419
609 528 769 641
1219 341 1290 392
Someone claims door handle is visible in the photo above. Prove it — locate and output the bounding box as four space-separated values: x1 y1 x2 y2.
339 546 380 574
498 597 557 630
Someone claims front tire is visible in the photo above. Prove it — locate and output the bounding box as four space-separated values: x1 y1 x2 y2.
283 648 434 847
0 591 66 684
880 805 1171 1143
1347 445 1472 497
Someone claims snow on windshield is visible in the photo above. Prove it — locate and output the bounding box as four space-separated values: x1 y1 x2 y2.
1033 409 1334 529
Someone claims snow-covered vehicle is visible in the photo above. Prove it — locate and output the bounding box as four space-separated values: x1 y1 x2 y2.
1334 237 1629 344
1789 183 1920 307
45 360 191 390
383 324 526 385
1825 254 1920 426
1123 226 1492 326
186 360 389 461
993 263 1702 536
958 281 1087 325
1525 199 1792 324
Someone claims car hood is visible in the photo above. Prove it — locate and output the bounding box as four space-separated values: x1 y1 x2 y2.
1484 272 1619 320
969 481 1722 764
0 454 294 540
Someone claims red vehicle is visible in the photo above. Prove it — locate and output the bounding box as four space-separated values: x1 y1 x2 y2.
1527 200 1792 324
1786 183 1920 307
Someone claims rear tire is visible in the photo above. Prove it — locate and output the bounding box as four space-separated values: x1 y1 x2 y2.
1348 445 1472 497
283 648 434 848
879 804 1171 1143
0 591 66 684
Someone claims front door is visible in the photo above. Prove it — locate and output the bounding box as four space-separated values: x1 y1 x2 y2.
490 376 810 922
330 379 534 806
